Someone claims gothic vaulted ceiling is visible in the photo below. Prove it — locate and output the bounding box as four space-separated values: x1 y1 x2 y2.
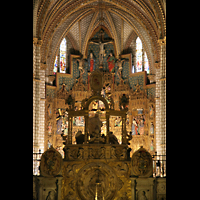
33 0 166 75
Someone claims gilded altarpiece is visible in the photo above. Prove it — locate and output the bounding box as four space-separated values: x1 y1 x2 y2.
45 27 156 158
45 53 156 157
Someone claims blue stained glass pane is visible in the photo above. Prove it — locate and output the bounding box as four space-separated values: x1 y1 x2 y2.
136 37 142 72
60 38 67 73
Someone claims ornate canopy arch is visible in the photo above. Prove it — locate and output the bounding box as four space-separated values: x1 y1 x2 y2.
85 95 109 110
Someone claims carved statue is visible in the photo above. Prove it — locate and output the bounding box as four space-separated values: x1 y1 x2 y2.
75 130 85 144
88 114 102 136
78 148 84 159
119 94 129 110
116 58 125 79
66 148 74 160
119 192 129 200
66 95 75 110
46 190 55 200
107 52 116 72
87 52 96 72
88 148 94 158
89 125 105 144
76 57 86 77
65 191 75 200
115 162 128 176
89 36 113 66
108 132 119 144
138 191 148 200
81 98 88 109
106 94 114 109
99 147 105 158
111 147 117 158
120 148 127 159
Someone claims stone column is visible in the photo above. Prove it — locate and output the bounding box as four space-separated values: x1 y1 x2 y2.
56 176 63 200
106 113 110 144
37 177 44 200
155 67 161 155
33 38 45 153
130 177 136 200
157 37 166 157
148 178 155 200
84 113 89 143
68 116 72 144
122 114 127 144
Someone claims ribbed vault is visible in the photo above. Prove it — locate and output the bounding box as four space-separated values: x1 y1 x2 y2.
33 0 166 75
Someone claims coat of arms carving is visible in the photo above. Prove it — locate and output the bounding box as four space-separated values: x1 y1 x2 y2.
40 146 63 177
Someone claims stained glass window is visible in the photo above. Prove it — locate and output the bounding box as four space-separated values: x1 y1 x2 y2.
132 65 135 73
136 37 142 72
144 52 149 74
53 55 58 74
60 38 67 73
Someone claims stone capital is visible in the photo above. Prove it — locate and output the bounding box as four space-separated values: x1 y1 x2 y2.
157 37 166 46
33 37 43 46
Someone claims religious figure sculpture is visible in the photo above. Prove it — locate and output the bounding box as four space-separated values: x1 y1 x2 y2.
107 52 116 72
48 122 52 134
99 147 105 158
149 105 154 118
89 148 94 158
119 94 129 110
89 125 105 144
65 191 76 200
89 30 113 66
106 94 114 109
78 148 84 159
88 114 102 135
76 57 86 77
119 192 129 200
66 94 75 110
46 190 55 200
108 132 119 144
116 58 125 79
75 130 85 144
120 148 127 159
150 123 154 134
111 147 117 158
138 191 148 200
87 52 96 72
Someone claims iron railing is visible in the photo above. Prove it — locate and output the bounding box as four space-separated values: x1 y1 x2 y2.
152 154 166 177
33 151 166 177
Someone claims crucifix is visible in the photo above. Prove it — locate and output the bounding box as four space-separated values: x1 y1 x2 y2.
89 30 113 66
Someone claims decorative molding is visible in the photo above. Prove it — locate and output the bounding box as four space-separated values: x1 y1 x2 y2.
40 62 47 70
154 61 160 69
157 37 166 46
159 77 166 81
33 37 43 46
